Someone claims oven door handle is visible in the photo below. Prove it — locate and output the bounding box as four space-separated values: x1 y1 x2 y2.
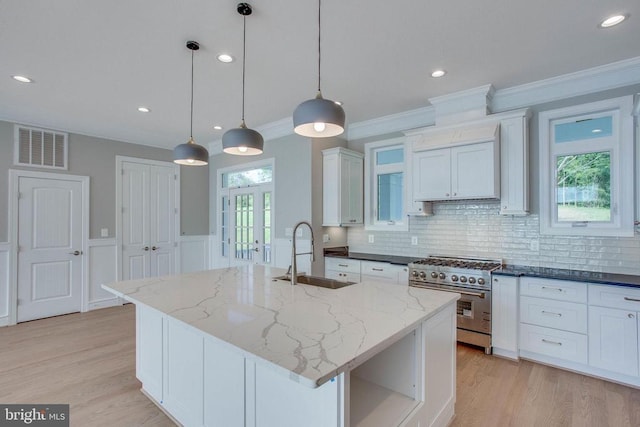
410 283 486 299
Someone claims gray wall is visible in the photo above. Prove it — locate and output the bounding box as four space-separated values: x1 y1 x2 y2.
0 120 209 241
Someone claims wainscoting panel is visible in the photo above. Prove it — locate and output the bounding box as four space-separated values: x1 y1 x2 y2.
180 235 210 273
0 242 9 326
87 238 120 311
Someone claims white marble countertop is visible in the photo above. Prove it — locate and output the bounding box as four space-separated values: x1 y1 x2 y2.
103 265 458 388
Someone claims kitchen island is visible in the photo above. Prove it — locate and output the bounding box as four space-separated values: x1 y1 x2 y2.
103 265 458 427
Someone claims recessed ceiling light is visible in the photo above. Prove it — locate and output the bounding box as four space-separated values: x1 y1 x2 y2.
431 70 447 78
217 54 234 63
599 14 627 28
137 106 151 113
334 101 343 106
592 129 602 133
12 75 33 83
213 125 223 130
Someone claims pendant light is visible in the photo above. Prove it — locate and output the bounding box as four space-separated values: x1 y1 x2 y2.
174 41 209 166
293 0 345 138
222 3 264 156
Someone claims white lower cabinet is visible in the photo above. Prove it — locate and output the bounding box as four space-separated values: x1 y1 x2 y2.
136 301 457 427
325 257 409 285
588 284 640 378
519 323 588 364
491 275 519 359
163 317 204 427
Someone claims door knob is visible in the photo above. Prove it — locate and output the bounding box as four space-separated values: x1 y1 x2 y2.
68 250 82 256
143 246 149 251
152 246 159 251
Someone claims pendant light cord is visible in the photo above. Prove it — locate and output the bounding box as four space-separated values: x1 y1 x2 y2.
317 0 322 93
242 14 247 123
190 46 194 139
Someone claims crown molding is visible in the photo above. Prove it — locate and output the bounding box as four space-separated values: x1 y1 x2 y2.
346 106 436 141
345 56 640 141
492 56 640 112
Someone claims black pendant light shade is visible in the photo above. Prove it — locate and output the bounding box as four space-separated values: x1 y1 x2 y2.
222 3 264 156
174 40 209 166
293 0 345 138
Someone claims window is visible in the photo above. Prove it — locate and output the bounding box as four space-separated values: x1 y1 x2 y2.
364 138 408 230
539 96 634 236
222 165 272 187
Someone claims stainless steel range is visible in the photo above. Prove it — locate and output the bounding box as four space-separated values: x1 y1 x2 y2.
408 256 502 354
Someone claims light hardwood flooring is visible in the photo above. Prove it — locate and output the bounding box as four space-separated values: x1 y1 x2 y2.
2 305 639 427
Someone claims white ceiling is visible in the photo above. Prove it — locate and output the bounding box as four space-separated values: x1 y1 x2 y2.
1 0 639 150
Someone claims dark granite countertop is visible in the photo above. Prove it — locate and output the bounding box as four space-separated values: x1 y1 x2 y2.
494 265 640 288
323 247 417 266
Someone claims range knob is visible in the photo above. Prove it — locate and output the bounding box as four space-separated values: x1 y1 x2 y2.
477 278 485 285
431 271 438 279
451 275 459 282
411 270 419 277
459 276 467 283
419 271 426 279
438 272 446 280
468 277 476 284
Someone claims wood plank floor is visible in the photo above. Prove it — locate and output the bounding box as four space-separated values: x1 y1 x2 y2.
1 305 639 426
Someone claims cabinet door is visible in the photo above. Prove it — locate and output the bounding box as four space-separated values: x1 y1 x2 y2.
499 116 529 215
136 305 164 402
412 148 451 201
322 152 340 226
451 141 499 199
341 154 364 224
588 306 639 376
492 276 518 358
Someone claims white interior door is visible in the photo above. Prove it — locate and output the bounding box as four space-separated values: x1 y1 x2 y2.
228 187 272 267
120 159 177 280
17 176 83 322
149 164 176 276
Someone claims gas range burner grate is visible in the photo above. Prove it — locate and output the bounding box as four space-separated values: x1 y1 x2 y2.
410 256 502 271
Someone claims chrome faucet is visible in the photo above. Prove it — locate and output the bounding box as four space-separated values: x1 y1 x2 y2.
290 221 315 285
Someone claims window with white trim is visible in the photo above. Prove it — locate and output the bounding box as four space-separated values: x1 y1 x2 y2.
539 96 634 236
364 139 407 230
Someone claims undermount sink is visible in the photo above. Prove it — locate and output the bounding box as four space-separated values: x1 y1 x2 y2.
272 274 356 289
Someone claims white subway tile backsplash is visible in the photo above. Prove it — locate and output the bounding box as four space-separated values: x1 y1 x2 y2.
348 200 640 274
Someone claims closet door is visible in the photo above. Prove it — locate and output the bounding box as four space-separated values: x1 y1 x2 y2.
120 158 178 281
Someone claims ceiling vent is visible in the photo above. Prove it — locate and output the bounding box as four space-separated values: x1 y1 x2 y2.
14 125 68 170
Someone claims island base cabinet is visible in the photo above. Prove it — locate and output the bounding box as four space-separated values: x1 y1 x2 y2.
134 301 457 427
136 305 164 404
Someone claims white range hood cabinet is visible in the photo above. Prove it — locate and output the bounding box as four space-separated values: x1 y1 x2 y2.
410 122 500 152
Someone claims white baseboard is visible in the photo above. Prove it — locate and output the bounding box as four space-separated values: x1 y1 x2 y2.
0 316 8 327
88 297 122 311
492 348 519 360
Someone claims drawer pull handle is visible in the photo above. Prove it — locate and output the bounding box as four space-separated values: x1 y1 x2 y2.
372 268 384 272
541 286 563 292
541 339 562 346
541 310 562 317
624 297 640 302
338 264 349 267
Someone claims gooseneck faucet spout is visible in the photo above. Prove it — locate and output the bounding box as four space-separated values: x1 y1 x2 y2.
291 221 315 285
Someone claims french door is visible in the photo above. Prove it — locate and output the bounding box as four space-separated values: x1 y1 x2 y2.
223 186 272 267
16 174 86 322
119 158 178 280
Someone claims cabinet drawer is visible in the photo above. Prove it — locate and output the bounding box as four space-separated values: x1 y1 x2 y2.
325 270 360 283
589 284 640 311
360 261 398 280
519 323 587 364
325 257 361 274
520 277 587 303
520 296 587 334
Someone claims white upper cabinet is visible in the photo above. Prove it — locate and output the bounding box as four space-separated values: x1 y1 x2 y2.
412 140 499 201
323 147 364 226
499 111 531 215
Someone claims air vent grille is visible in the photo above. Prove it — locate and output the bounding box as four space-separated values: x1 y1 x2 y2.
14 125 68 169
